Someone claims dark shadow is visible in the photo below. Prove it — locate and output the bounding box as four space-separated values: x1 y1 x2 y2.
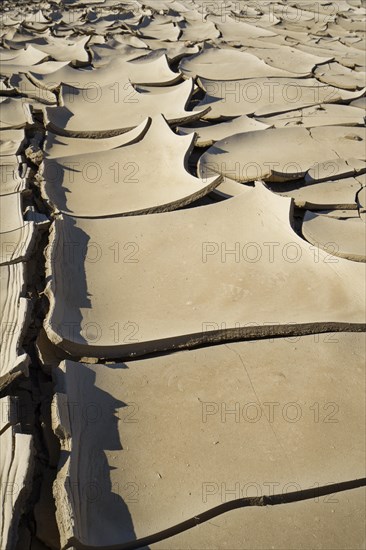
197 94 223 108
50 216 92 347
43 157 79 213
46 104 74 135
43 132 67 152
266 177 323 195
199 144 228 156
56 361 137 545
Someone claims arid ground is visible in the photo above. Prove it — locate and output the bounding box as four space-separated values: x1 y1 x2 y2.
0 1 365 549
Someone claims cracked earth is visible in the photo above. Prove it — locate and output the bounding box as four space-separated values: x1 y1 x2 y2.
0 0 365 549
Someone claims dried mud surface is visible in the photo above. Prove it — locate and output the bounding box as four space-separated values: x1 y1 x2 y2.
0 1 365 549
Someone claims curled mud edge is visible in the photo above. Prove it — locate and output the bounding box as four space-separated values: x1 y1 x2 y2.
43 315 366 364
64 478 366 550
42 79 212 139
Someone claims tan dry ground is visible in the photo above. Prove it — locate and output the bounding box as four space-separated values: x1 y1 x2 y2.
0 1 365 549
